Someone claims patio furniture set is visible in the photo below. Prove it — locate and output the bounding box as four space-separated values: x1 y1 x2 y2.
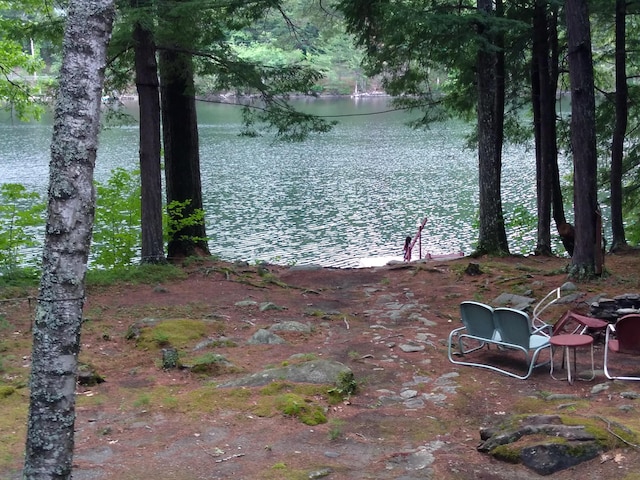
447 286 640 383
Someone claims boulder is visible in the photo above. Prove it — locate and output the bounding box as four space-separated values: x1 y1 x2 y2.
478 414 605 475
218 359 352 388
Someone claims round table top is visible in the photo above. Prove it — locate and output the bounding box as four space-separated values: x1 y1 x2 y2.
550 333 594 347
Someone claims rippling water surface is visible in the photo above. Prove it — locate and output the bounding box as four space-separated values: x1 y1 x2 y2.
0 97 552 268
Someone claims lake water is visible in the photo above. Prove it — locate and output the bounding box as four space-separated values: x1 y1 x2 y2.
0 97 555 268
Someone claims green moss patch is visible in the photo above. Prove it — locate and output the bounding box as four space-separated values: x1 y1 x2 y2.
0 388 28 472
275 393 327 426
134 319 210 350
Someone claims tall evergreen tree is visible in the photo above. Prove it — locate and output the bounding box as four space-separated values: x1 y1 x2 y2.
532 0 570 256
132 0 165 263
475 0 509 256
564 0 601 278
609 0 629 251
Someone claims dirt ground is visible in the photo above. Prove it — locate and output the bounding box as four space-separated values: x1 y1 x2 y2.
2 252 640 479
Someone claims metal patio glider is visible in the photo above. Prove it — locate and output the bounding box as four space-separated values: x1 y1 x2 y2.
448 304 552 379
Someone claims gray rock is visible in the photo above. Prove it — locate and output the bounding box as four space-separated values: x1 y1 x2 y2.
591 383 610 395
399 343 425 353
269 321 312 333
620 391 640 399
217 359 352 388
235 300 258 307
247 329 286 345
260 302 285 312
400 389 419 399
479 415 605 476
545 393 579 401
308 467 333 479
521 442 601 475
493 293 536 308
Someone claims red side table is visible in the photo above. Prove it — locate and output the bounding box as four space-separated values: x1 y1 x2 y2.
550 334 595 385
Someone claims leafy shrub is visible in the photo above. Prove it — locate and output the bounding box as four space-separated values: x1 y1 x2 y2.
92 168 141 268
0 183 46 273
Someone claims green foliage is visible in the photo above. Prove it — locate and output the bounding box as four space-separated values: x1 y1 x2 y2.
275 392 327 426
504 204 537 253
135 319 209 351
165 199 207 244
189 353 229 374
327 371 357 401
93 168 141 269
0 183 46 274
0 0 60 120
328 418 345 440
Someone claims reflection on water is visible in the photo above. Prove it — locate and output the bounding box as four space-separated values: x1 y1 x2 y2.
0 97 545 268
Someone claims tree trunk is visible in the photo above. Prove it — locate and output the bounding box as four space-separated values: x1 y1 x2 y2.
545 3 570 249
565 0 600 279
534 1 570 255
159 48 210 259
23 1 115 478
532 0 552 256
474 0 509 256
133 5 165 264
610 0 628 251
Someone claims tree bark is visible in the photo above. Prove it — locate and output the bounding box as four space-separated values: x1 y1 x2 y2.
532 0 552 256
565 0 600 279
610 0 628 251
23 1 115 478
133 3 166 264
159 48 211 259
533 1 570 256
474 0 509 256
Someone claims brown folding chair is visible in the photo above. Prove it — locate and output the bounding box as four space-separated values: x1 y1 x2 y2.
552 310 608 336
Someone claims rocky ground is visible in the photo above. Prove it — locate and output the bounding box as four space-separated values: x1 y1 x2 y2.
1 252 640 479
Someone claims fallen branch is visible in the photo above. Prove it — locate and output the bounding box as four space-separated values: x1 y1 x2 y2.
593 415 640 450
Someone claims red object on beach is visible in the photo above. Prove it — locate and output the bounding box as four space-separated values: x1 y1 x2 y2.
404 217 428 262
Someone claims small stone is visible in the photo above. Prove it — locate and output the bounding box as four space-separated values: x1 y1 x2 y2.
400 389 418 399
235 300 258 307
620 391 640 399
260 302 285 312
591 383 610 395
308 468 333 479
399 344 425 353
404 397 426 409
545 393 579 401
247 329 286 345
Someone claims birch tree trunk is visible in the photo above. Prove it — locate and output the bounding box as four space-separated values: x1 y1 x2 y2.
23 2 115 478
